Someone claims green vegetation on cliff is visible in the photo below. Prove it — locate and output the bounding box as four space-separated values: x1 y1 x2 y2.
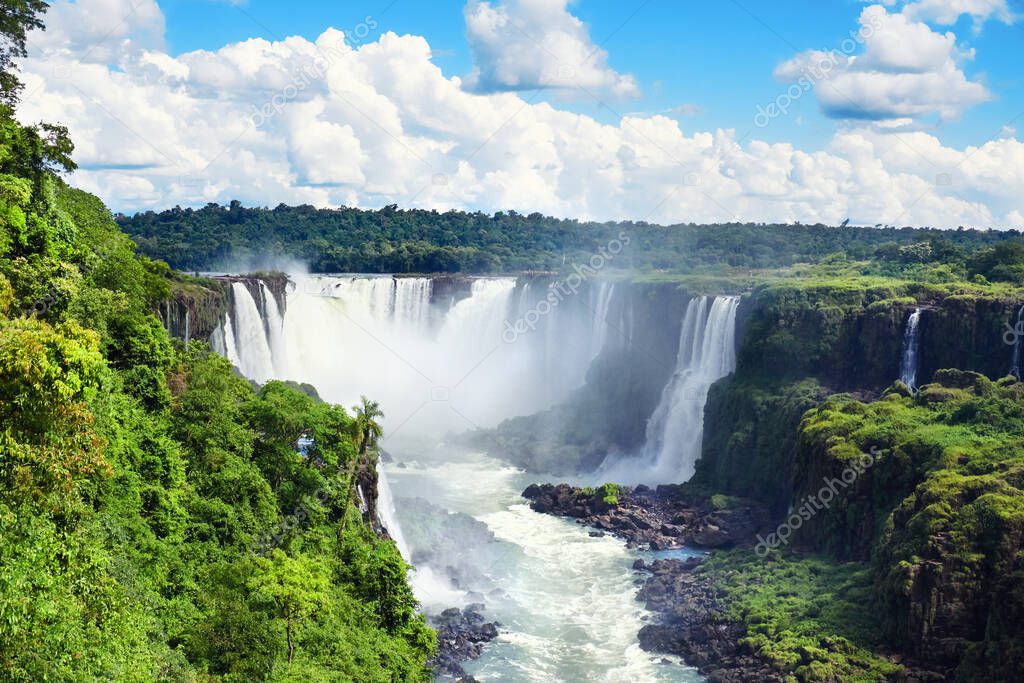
694 371 1024 681
701 551 900 682
0 6 433 679
795 372 1024 679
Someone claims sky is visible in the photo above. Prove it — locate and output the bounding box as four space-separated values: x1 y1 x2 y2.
16 0 1024 228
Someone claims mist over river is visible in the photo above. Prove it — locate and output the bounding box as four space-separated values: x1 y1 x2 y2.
211 273 729 681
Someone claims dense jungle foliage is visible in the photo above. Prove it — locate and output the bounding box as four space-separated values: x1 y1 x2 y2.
117 201 1024 277
0 3 433 680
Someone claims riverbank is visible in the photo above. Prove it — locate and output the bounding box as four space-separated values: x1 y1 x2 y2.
521 483 780 680
521 483 939 682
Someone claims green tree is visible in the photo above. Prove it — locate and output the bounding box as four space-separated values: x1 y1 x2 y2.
352 395 384 456
248 549 330 666
0 0 48 105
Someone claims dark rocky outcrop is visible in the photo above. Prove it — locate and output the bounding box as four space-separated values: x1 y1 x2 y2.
158 280 227 343
522 483 771 551
428 604 500 680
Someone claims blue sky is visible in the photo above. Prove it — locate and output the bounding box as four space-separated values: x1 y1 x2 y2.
158 0 1024 150
17 0 1024 228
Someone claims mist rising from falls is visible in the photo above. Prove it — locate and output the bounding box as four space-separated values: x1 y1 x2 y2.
900 308 922 392
598 296 739 485
214 274 623 439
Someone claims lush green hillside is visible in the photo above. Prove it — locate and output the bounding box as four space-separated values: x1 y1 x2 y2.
0 6 433 679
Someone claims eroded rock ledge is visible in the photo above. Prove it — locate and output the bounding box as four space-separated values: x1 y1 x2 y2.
521 483 771 550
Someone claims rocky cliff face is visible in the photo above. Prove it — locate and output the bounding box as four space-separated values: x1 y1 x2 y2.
158 273 290 344
158 280 227 342
695 282 1024 513
917 294 1021 382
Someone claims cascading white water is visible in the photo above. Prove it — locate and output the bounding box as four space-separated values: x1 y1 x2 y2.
210 297 240 367
598 296 739 485
900 308 922 392
395 277 433 331
227 282 276 383
376 467 412 559
1010 305 1024 379
259 282 286 375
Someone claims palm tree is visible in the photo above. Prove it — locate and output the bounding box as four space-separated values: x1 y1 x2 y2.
340 397 384 539
352 396 384 456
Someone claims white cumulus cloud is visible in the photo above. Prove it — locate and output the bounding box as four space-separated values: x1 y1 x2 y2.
463 0 639 97
775 5 990 123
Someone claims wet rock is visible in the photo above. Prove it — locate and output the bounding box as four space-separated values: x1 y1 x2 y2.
521 482 770 551
428 604 501 679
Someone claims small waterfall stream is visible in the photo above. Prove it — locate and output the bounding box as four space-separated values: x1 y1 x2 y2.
1010 305 1024 379
376 467 412 559
900 308 922 392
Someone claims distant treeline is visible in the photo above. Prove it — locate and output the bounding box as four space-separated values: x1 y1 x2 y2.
117 201 1024 275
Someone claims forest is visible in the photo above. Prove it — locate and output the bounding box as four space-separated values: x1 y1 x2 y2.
118 201 1024 277
0 3 434 680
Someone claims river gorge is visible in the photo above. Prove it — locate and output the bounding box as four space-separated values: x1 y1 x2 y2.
181 271 1024 681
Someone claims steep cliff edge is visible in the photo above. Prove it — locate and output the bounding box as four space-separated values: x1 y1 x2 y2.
157 272 290 344
694 278 1024 512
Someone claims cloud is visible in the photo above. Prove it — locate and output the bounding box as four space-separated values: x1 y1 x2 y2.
463 0 639 98
15 0 1023 230
32 0 165 64
775 5 990 123
902 0 1016 26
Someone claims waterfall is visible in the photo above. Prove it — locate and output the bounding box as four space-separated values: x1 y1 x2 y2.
376 467 412 559
899 308 922 392
1011 305 1024 379
227 282 276 383
216 274 629 437
260 282 286 374
394 277 433 331
590 282 615 362
598 296 739 484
